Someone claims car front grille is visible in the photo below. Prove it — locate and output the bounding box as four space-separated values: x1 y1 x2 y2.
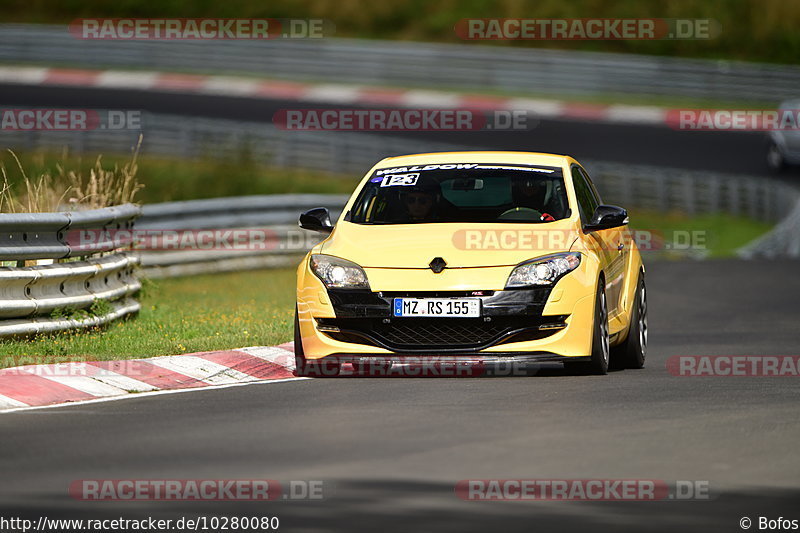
318 316 564 352
379 319 507 347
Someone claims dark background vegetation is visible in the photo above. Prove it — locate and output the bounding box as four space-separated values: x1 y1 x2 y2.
3 0 798 64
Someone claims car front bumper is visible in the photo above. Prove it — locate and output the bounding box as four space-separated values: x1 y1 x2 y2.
296 257 598 361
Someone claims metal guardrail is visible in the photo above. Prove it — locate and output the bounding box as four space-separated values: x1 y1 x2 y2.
589 161 800 259
0 204 139 260
137 195 346 278
138 194 349 230
0 204 142 337
584 161 799 224
1 24 799 103
737 199 800 259
0 297 140 338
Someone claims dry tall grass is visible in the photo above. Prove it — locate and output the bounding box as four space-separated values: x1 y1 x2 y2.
0 136 144 213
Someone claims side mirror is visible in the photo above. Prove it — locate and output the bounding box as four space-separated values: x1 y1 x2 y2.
299 207 334 233
584 205 628 232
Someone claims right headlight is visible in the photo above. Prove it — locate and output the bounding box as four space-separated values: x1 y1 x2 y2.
505 252 581 288
310 254 370 290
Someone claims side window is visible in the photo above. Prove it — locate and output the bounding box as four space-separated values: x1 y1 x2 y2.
581 168 603 206
571 165 599 224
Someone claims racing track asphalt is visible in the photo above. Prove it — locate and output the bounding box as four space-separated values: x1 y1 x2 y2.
1 259 799 532
0 83 785 176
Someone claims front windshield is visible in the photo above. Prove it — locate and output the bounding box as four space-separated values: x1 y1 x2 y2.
348 163 570 224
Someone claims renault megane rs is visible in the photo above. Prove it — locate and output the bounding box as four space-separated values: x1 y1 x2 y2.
294 151 646 376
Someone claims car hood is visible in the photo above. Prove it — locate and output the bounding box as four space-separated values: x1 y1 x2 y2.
320 220 580 268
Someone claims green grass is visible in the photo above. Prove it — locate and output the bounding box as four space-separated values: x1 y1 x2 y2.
0 268 298 367
629 209 772 258
3 0 800 64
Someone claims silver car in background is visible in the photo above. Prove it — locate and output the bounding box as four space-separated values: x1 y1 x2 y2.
766 99 800 172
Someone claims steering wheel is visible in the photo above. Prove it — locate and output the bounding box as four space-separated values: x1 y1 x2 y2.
498 207 542 221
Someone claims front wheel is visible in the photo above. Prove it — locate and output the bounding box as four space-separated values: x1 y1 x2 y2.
612 274 647 369
566 282 609 375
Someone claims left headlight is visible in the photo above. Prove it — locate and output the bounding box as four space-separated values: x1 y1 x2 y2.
505 253 581 288
310 254 370 290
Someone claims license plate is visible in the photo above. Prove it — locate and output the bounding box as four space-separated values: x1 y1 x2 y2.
393 298 480 317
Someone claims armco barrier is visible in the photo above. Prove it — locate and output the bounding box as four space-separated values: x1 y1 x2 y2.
0 204 139 261
737 199 800 259
0 204 142 337
136 195 347 278
1 24 799 103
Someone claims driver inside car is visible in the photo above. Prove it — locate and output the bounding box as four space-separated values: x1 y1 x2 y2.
401 180 440 222
510 177 557 221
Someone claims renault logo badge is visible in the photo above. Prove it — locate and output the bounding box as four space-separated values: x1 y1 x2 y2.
429 257 447 273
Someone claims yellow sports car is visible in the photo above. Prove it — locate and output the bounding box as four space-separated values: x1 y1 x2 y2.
295 151 646 376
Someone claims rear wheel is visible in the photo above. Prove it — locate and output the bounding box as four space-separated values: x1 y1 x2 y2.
612 274 647 369
566 282 609 375
294 307 340 377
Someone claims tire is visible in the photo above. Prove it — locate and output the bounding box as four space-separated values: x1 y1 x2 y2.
611 273 647 370
766 141 786 173
294 307 340 377
566 281 610 376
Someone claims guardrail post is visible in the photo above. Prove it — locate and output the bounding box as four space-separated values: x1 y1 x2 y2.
683 174 695 216
728 181 741 217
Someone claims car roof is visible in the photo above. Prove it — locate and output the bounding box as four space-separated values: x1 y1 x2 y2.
375 151 574 168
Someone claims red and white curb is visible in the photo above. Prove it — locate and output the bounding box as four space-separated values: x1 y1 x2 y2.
0 342 301 413
0 65 668 126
